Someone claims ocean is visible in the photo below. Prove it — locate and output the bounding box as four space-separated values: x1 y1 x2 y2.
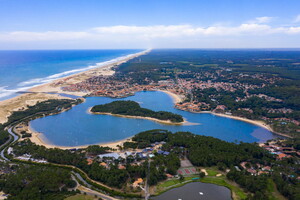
0 49 141 101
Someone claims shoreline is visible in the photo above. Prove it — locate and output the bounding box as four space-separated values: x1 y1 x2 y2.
88 108 192 126
27 90 289 149
157 90 184 104
24 94 195 150
198 111 292 139
29 49 151 95
0 49 151 124
28 123 133 150
158 90 291 139
1 47 290 148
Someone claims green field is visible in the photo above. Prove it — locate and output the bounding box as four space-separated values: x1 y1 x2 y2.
193 64 219 67
206 168 219 176
158 176 195 188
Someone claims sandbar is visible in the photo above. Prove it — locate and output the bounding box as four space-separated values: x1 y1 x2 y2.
88 108 189 126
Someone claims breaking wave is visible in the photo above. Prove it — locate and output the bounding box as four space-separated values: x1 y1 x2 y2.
0 50 147 100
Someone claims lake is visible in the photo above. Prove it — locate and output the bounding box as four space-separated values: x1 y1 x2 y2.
30 91 277 147
152 182 232 200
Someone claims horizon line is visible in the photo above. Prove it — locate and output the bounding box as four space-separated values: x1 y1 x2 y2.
1 47 300 51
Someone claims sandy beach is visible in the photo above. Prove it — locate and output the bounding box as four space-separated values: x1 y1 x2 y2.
88 109 190 126
0 93 70 124
23 122 132 150
23 91 193 150
1 47 289 150
29 49 150 96
0 49 150 125
33 133 132 150
202 112 291 138
158 90 184 103
21 90 286 150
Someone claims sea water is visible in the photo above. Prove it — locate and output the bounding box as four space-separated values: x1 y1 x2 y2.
0 49 141 101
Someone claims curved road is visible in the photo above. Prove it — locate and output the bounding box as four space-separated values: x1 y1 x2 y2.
0 127 18 162
72 172 117 200
0 127 119 199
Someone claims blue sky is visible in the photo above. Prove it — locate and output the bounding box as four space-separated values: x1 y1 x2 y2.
1 0 300 49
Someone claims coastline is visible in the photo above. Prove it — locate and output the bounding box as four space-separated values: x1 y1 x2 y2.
157 90 291 139
28 123 133 150
0 49 151 124
0 93 72 124
29 49 151 96
157 90 184 104
1 48 290 149
199 111 292 139
25 98 197 150
27 90 287 149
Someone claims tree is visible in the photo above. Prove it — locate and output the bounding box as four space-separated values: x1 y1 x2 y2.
179 174 184 181
199 172 205 178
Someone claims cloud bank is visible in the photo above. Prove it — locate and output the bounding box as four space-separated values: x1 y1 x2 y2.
1 17 300 49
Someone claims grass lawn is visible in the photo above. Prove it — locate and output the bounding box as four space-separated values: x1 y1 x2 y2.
266 179 286 200
206 168 219 176
158 176 196 188
65 194 97 200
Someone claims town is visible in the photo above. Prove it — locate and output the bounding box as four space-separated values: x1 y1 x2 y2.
57 59 299 137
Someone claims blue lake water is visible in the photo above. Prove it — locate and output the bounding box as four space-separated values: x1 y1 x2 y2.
30 91 277 146
0 49 141 100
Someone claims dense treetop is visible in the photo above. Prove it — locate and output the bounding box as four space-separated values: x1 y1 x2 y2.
91 100 183 123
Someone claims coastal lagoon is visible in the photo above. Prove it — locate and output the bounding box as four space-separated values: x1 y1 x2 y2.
152 182 232 200
30 91 277 147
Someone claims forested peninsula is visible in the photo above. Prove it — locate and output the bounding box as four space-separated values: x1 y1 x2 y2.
90 100 184 124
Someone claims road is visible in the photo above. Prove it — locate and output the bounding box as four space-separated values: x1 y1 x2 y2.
78 185 118 200
0 127 19 162
72 172 118 200
72 172 92 188
0 126 119 200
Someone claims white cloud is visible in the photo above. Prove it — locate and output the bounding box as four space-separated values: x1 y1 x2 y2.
0 31 89 41
1 23 299 43
294 14 300 23
0 19 300 49
249 16 273 24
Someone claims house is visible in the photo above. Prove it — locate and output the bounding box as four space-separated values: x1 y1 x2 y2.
118 164 126 170
258 171 268 175
86 158 93 165
234 166 241 171
157 150 164 155
247 169 257 175
98 152 120 160
99 162 108 169
277 153 291 160
240 162 248 169
133 178 143 187
262 166 271 171
166 173 174 178
149 153 155 158
215 105 226 111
